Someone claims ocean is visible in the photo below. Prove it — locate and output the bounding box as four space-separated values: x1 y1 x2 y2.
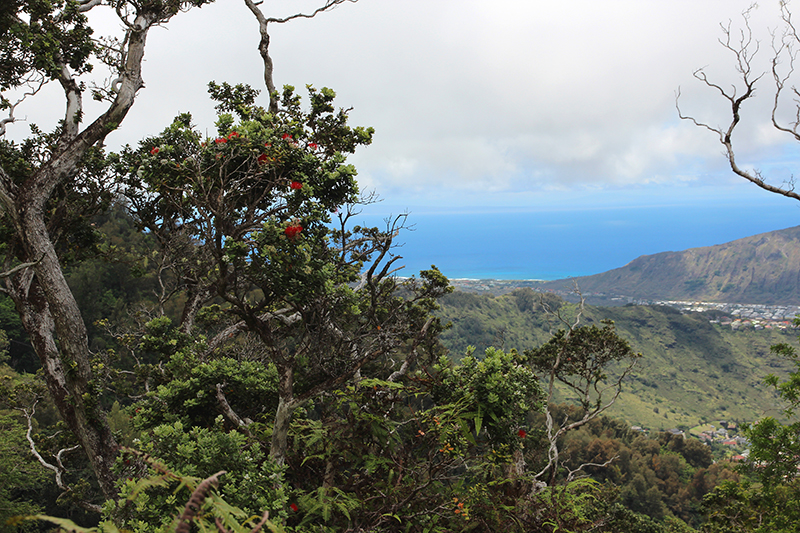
351 202 800 281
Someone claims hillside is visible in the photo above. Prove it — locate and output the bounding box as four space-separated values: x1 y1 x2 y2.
437 289 797 430
537 225 800 305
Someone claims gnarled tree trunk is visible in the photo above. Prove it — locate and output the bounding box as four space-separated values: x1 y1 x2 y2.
0 5 173 501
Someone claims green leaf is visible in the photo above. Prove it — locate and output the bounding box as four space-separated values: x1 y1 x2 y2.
457 417 476 445
28 515 121 533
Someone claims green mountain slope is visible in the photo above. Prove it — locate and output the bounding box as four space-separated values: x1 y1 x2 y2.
437 289 796 430
538 225 800 305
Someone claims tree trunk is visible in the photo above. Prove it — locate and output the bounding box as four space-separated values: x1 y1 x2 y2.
270 364 295 466
179 284 212 335
11 193 120 500
0 3 205 506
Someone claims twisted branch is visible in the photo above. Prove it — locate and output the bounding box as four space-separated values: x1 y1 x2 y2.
18 401 101 513
678 4 800 202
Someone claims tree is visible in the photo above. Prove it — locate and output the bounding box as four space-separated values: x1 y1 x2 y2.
434 346 544 478
0 0 221 500
525 296 641 486
678 2 800 201
112 82 450 469
0 0 366 503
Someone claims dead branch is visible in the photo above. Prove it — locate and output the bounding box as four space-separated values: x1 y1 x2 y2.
242 0 360 112
19 401 102 513
678 3 800 202
564 454 620 483
0 256 43 280
0 74 46 137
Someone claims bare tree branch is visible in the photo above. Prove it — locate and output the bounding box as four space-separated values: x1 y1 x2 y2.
0 256 42 280
564 454 620 483
679 3 800 202
0 75 46 137
242 0 359 112
18 401 102 513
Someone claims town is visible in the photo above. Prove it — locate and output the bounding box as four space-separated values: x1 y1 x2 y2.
448 278 800 329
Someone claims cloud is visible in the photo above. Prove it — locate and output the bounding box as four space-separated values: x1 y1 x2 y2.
6 0 799 209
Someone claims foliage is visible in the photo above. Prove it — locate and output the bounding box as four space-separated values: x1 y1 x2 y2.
30 459 284 533
527 319 640 411
275 361 607 532
0 295 34 371
437 291 797 429
109 428 287 532
699 320 800 532
537 406 736 528
64 204 163 353
434 346 543 448
701 479 800 533
0 0 94 92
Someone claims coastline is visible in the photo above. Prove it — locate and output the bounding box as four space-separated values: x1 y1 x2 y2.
448 278 551 295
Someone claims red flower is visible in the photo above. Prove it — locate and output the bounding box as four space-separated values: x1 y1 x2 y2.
289 503 299 512
227 131 239 139
150 147 159 155
281 133 293 140
215 137 227 144
518 429 526 439
290 181 303 190
258 153 269 165
284 225 303 239
264 142 272 148
309 142 318 150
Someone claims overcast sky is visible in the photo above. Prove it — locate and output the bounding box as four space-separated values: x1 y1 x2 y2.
12 0 800 214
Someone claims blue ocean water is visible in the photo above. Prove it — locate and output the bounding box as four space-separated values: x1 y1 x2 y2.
351 203 800 280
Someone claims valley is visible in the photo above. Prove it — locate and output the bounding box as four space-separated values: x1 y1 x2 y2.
436 288 798 432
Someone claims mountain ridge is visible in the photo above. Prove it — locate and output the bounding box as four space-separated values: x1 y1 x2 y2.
536 225 800 305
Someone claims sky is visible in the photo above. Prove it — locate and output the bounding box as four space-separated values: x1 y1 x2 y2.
7 0 800 274
119 0 800 210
